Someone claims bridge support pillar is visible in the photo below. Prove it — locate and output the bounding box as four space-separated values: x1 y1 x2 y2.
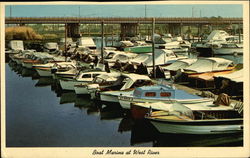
168 24 182 36
66 23 80 38
120 23 138 40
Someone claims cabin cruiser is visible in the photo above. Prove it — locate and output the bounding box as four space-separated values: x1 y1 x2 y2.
33 61 76 77
74 72 121 95
104 50 137 67
128 49 186 67
118 84 213 110
174 57 234 82
89 73 154 103
213 43 243 55
145 101 243 135
195 30 240 56
59 70 110 91
161 58 197 77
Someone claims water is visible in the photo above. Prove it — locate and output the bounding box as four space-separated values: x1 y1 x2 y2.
5 57 243 147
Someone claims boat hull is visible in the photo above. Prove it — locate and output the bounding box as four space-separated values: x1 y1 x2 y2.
36 68 52 77
148 119 243 135
213 47 243 55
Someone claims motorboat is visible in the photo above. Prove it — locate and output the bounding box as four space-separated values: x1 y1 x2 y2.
161 58 197 77
145 102 243 135
104 50 137 67
5 40 25 61
118 84 214 110
176 57 234 82
74 72 121 95
43 42 59 52
34 61 76 77
91 73 154 103
195 30 240 56
59 71 110 91
214 69 243 97
213 43 243 55
77 37 97 50
129 49 186 67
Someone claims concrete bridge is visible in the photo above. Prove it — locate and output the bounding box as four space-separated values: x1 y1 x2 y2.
6 17 243 38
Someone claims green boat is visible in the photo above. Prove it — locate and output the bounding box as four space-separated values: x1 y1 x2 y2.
124 45 152 53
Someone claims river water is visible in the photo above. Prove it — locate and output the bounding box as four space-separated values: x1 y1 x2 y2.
5 52 243 147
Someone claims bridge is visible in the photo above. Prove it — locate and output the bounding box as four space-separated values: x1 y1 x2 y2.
5 17 243 38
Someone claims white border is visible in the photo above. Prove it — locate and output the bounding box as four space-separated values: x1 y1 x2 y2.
1 1 249 158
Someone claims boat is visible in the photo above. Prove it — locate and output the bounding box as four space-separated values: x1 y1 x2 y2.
195 30 240 57
118 84 214 111
34 62 76 77
129 49 186 67
161 58 197 77
74 72 121 95
214 69 243 97
124 45 152 53
145 102 243 135
43 42 59 52
213 43 243 55
176 57 235 82
92 73 154 103
104 50 137 67
59 71 110 91
5 40 25 61
77 37 97 50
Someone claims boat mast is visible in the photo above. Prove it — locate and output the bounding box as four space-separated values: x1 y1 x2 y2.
101 20 104 64
152 18 156 78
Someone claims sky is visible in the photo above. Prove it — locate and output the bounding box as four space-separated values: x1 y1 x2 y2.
5 4 243 18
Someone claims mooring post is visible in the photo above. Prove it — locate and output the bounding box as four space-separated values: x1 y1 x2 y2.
238 23 241 43
64 23 67 61
101 20 104 64
152 18 156 79
111 26 114 46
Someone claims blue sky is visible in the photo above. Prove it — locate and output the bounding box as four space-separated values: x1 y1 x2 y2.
5 4 242 18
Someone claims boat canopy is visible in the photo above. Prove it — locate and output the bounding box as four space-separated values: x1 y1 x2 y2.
148 102 195 119
9 40 24 51
44 42 58 50
184 57 233 73
119 41 134 47
132 84 204 100
120 73 151 90
77 37 96 48
215 69 243 83
163 59 197 71
206 30 230 42
94 73 121 83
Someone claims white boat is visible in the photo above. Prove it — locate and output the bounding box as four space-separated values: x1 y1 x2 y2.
161 58 197 77
145 102 243 135
34 62 76 77
43 42 59 52
118 84 214 110
6 40 24 56
104 50 137 67
98 73 153 103
195 30 240 56
74 72 121 95
77 37 96 49
59 71 109 91
213 43 243 55
183 57 233 73
129 49 186 66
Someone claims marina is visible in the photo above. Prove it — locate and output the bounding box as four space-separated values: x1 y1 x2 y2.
3 3 247 151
